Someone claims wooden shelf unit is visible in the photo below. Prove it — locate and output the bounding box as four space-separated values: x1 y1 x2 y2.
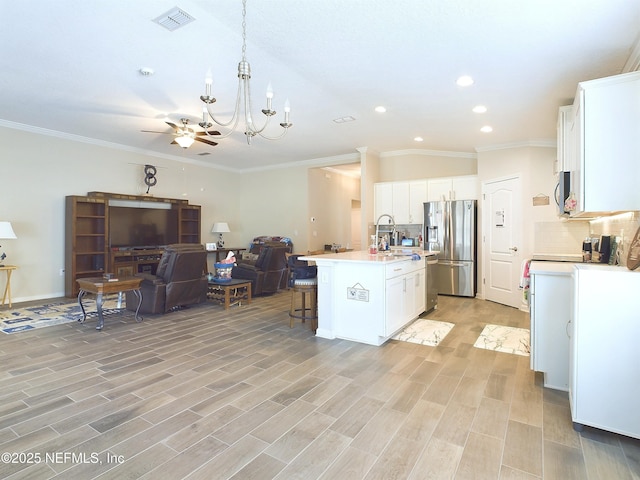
65 196 108 297
65 192 202 297
178 204 201 244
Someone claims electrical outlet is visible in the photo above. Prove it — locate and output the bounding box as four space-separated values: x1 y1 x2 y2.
59 268 65 276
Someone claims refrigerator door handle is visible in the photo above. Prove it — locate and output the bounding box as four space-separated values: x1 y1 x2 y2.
438 260 467 267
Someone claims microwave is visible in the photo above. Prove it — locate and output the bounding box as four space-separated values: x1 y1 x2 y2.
557 171 571 215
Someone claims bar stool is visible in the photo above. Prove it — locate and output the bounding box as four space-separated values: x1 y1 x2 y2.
289 277 318 333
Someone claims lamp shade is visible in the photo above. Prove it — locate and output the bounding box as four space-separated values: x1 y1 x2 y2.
0 221 17 239
211 222 230 233
175 135 195 148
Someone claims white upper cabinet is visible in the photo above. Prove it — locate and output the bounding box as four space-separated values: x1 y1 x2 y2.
408 180 427 225
570 71 640 216
374 182 393 222
426 175 478 201
374 180 427 224
556 105 575 174
392 182 410 223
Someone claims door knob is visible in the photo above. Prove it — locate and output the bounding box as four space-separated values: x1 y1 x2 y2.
509 246 518 252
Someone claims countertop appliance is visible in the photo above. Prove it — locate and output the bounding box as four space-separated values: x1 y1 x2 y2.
425 255 438 312
424 200 477 297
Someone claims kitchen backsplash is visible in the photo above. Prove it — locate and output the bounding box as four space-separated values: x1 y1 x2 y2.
534 221 589 255
588 212 640 267
534 212 640 267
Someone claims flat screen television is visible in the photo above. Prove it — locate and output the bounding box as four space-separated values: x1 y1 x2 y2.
109 206 178 248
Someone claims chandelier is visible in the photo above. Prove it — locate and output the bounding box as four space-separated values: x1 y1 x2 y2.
199 0 292 144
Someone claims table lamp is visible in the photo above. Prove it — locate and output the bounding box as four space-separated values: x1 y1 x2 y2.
211 222 230 248
0 221 17 267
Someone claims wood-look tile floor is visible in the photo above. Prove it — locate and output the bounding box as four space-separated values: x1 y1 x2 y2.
1 293 638 479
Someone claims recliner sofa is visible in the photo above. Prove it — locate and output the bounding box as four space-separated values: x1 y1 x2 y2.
232 245 288 296
126 243 208 314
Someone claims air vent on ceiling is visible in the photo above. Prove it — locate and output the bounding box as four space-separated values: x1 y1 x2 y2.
333 116 356 124
153 7 195 31
197 152 211 156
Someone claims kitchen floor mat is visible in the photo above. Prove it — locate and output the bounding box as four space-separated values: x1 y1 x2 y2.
473 324 530 356
393 318 454 346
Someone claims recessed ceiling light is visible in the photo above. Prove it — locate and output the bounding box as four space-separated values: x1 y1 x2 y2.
456 75 474 87
480 125 493 133
374 106 386 113
472 105 487 113
414 137 424 142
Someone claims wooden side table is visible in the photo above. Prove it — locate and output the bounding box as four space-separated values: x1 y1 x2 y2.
207 279 252 309
76 276 143 330
0 265 17 309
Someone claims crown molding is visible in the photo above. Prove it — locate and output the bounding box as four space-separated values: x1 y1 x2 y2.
474 139 556 152
0 119 241 173
380 148 477 159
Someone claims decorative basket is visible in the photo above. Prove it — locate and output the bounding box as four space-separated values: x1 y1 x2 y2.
214 262 233 282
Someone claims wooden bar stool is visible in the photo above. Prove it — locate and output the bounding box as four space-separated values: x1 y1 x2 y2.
289 277 318 333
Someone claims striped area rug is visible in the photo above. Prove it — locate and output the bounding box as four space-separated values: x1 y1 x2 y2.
1 299 122 334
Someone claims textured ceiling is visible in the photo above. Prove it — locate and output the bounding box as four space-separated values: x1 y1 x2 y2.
0 0 638 172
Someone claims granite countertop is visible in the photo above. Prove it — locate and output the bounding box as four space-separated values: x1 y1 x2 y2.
300 249 436 264
530 260 634 275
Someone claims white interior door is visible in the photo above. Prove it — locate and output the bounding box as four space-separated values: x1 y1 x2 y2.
482 176 522 308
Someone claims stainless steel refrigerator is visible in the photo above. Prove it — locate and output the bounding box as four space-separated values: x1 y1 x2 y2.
424 200 477 297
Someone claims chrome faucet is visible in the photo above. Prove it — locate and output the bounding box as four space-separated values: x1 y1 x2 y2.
375 213 396 249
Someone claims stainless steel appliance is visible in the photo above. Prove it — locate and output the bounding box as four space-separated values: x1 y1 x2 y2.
425 255 438 312
424 200 477 297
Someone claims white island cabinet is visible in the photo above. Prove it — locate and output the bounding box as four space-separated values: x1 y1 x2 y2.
571 265 640 439
301 251 427 346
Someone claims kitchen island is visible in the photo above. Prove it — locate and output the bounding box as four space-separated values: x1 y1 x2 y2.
301 250 432 346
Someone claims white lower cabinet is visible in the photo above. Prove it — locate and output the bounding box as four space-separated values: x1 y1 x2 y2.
384 265 425 337
529 264 572 391
570 265 640 439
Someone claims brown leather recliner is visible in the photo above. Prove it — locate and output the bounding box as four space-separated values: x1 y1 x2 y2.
126 244 208 314
231 246 288 296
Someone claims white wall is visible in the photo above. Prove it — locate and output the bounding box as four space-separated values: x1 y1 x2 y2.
378 150 477 181
307 168 360 252
235 165 310 253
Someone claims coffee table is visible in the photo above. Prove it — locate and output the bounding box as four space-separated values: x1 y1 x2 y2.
76 276 143 330
207 279 252 309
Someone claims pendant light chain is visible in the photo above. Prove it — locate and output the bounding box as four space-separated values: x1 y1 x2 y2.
241 0 247 62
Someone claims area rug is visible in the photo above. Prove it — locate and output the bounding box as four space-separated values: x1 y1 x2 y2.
473 324 530 356
393 318 455 346
0 298 123 334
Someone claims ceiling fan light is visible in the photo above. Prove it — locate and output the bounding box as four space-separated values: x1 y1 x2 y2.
175 136 195 148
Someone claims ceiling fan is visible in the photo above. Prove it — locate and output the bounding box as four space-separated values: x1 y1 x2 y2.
142 118 220 148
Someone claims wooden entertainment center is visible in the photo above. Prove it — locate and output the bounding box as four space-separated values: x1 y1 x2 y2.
65 191 201 297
